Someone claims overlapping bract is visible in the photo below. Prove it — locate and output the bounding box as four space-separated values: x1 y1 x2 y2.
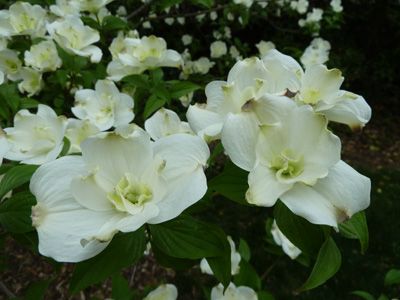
187 50 371 227
30 125 209 262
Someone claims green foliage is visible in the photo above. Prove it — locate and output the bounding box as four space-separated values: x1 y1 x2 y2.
0 191 35 233
0 165 38 199
112 274 135 300
339 211 369 254
69 228 146 294
384 269 400 286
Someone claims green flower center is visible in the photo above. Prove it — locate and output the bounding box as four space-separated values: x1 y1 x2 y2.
271 149 304 180
301 88 321 105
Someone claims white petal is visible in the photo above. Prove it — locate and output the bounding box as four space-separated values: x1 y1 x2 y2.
246 164 292 206
221 112 258 171
186 104 223 139
115 203 160 232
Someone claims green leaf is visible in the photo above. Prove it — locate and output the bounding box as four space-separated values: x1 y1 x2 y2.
143 95 166 119
122 74 150 89
112 274 134 300
69 228 146 294
258 291 276 300
274 201 325 256
59 137 71 157
208 161 249 205
24 280 51 300
351 291 376 300
339 211 369 253
81 16 100 30
0 164 38 199
152 243 197 271
377 294 389 300
234 260 261 290
0 192 35 233
168 80 201 99
150 68 164 83
102 16 127 31
238 238 251 261
207 239 232 288
190 0 214 8
299 237 342 291
19 98 40 109
149 215 227 259
384 269 400 286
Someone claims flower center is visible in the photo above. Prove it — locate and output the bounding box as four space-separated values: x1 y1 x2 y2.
271 149 304 181
107 174 153 213
301 88 321 105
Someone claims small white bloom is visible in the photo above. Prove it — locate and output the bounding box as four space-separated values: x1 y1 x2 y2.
210 11 218 21
193 57 215 74
24 40 62 72
290 0 309 14
143 284 178 300
256 40 276 57
196 14 206 22
229 45 241 60
211 283 257 300
200 236 241 275
271 220 301 259
227 12 235 21
65 119 101 153
4 105 67 165
116 6 127 16
177 17 185 25
47 16 102 63
233 0 254 8
144 108 193 140
0 49 22 81
17 67 43 96
8 2 47 37
165 17 174 25
300 37 331 68
142 21 152 29
210 41 227 58
72 79 134 131
30 126 209 262
330 0 343 12
181 34 193 46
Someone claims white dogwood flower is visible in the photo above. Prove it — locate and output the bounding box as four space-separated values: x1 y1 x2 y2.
200 236 241 276
17 67 43 96
30 126 209 262
47 16 102 63
72 80 134 131
50 0 81 17
0 49 22 81
4 105 67 165
24 40 62 72
211 283 257 300
107 35 182 81
300 37 331 68
7 2 47 37
271 220 301 259
144 108 193 140
143 284 178 300
65 119 101 153
210 41 227 58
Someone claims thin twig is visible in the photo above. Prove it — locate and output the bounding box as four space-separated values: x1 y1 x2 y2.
129 265 137 286
127 0 153 20
0 281 16 299
260 258 280 280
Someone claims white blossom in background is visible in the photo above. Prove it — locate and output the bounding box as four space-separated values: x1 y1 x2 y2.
233 0 254 8
181 34 193 46
210 41 227 58
211 283 258 300
144 108 193 140
290 0 309 14
256 40 276 57
200 236 241 275
116 6 127 17
5 2 47 37
3 105 67 165
330 0 343 12
271 220 301 259
165 17 174 25
30 126 209 262
107 35 182 81
143 284 178 300
17 67 43 96
47 16 102 63
210 11 218 21
229 45 242 61
24 40 62 72
0 49 22 81
49 0 81 18
300 37 331 68
71 0 115 13
177 17 185 25
299 8 323 27
72 80 134 131
65 119 101 153
142 21 152 29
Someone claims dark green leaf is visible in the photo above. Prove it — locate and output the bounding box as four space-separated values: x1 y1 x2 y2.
351 291 376 300
112 274 134 300
207 238 232 288
143 95 166 119
70 228 146 294
102 16 127 31
190 0 214 8
122 74 150 89
168 80 201 99
152 242 197 271
258 291 276 300
238 238 251 261
234 260 261 290
208 161 249 205
274 201 325 256
0 164 38 199
24 280 51 300
149 215 227 259
339 211 369 253
299 237 342 291
384 269 400 286
0 192 35 233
